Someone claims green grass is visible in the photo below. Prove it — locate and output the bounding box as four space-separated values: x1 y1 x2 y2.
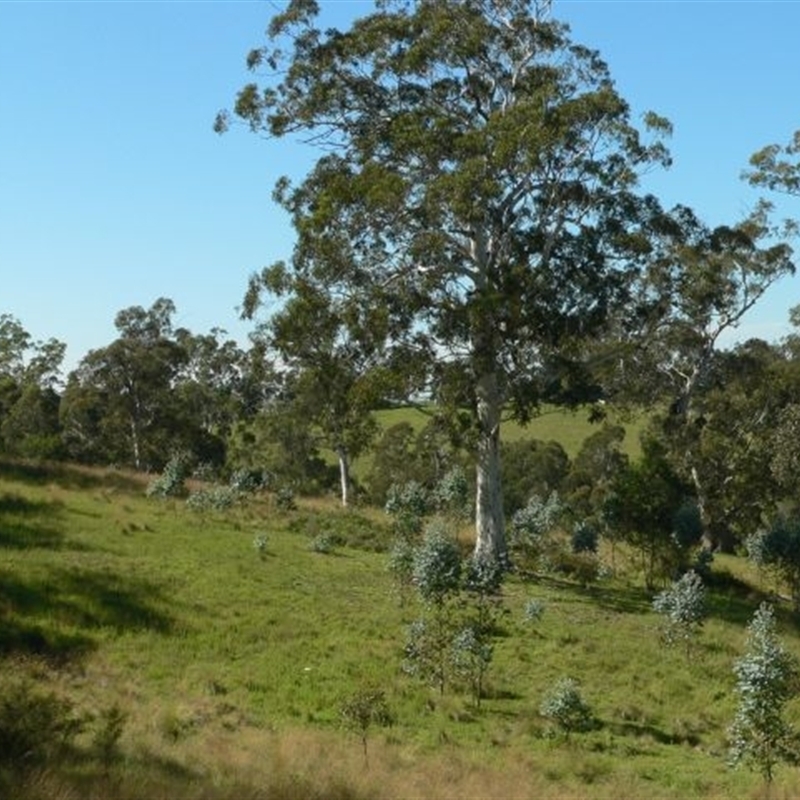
373 404 646 460
1 457 798 799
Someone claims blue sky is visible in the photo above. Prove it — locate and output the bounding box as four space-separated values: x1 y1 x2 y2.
1 1 798 374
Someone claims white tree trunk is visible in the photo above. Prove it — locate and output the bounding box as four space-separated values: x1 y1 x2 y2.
130 418 141 472
336 446 351 508
474 369 507 564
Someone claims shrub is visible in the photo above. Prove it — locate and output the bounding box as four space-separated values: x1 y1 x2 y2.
501 439 570 516
571 520 598 554
602 441 696 588
385 480 430 538
431 466 471 520
186 485 239 513
412 521 462 605
229 467 267 494
310 533 335 554
540 677 594 734
729 602 799 783
275 485 297 511
523 598 546 624
0 682 84 771
508 491 562 569
402 618 441 689
253 534 268 559
387 538 415 603
146 453 191 498
652 569 706 655
553 550 600 587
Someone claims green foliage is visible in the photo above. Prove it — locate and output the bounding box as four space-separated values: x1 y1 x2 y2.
225 0 677 562
227 406 337 497
403 522 465 695
1 384 63 460
603 441 697 587
385 480 430 538
412 522 462 606
253 534 268 559
771 403 800 499
744 128 800 197
0 681 84 771
310 533 335 554
458 555 505 707
386 537 415 603
229 467 267 494
275 485 297 511
523 598 546 625
402 618 441 689
431 465 471 521
91 703 127 766
563 423 628 516
451 625 493 708
501 439 570 516
746 514 800 610
339 688 394 765
365 423 418 504
652 570 706 654
571 520 599 554
6 457 800 798
540 677 594 735
729 603 799 783
244 281 385 506
508 491 562 569
186 485 240 513
146 453 191 498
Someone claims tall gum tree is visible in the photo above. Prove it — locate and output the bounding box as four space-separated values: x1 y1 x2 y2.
219 0 676 563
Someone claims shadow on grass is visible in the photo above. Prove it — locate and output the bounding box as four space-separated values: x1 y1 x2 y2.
0 458 144 494
0 492 66 550
527 574 654 615
603 718 694 747
0 566 175 664
523 565 785 630
0 492 99 553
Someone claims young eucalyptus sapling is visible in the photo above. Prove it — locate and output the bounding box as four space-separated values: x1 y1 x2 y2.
729 603 798 783
652 569 706 656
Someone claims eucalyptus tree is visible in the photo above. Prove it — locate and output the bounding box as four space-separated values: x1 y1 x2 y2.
745 129 800 199
245 279 388 506
612 203 795 549
171 327 271 469
219 0 677 562
61 299 187 470
0 314 66 457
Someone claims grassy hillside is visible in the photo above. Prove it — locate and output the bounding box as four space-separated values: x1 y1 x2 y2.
373 405 646 460
1 458 797 799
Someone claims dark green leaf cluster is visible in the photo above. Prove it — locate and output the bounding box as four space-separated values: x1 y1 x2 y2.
0 682 84 772
571 520 598 554
746 514 800 610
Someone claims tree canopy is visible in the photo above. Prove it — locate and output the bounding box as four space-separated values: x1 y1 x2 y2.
221 0 683 562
